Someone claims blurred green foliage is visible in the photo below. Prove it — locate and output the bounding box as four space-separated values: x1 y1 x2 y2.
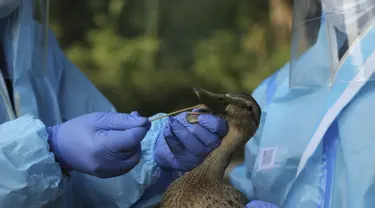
50 0 291 117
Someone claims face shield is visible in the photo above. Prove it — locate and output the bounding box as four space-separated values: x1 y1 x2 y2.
289 0 375 88
1 0 50 79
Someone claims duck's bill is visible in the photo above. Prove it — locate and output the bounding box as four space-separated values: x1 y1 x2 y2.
193 88 228 114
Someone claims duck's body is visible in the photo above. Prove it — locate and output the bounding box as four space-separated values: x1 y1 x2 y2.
159 88 261 208
160 126 249 208
161 175 248 208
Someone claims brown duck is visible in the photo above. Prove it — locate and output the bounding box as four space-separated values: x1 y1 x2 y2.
157 88 262 208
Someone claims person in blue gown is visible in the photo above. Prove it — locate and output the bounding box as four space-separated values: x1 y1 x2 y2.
233 0 375 207
0 0 229 207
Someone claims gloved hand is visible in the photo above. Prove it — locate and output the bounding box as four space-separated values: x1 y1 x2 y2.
155 111 229 171
47 111 151 178
245 200 279 208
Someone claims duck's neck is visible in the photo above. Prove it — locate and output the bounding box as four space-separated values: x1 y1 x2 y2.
194 126 247 180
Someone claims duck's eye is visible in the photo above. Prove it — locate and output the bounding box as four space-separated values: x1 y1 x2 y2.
247 105 253 111
218 97 224 101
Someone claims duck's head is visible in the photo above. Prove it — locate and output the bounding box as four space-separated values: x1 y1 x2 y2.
188 88 261 138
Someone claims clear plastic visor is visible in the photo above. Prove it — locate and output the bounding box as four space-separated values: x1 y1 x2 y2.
290 0 375 88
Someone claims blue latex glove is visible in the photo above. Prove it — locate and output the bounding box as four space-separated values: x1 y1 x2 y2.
155 111 229 171
245 200 279 208
47 111 151 178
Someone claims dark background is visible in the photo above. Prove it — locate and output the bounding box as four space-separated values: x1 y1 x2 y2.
49 0 295 117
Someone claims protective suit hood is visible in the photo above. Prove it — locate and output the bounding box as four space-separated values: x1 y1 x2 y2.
0 0 20 19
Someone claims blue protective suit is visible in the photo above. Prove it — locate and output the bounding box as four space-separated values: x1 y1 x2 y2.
0 1 174 207
229 11 375 208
